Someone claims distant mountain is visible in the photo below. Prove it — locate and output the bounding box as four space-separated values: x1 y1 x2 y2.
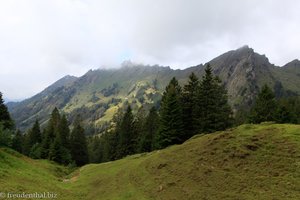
8 46 300 133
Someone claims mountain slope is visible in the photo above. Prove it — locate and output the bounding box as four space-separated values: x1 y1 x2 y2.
1 124 300 199
272 59 300 95
8 46 300 131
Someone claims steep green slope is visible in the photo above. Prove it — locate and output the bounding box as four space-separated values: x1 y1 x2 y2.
0 148 73 199
1 124 300 199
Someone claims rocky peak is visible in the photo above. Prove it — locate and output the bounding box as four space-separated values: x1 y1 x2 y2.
283 59 300 68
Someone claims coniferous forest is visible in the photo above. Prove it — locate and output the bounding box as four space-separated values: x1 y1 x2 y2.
1 64 300 166
2 2 300 199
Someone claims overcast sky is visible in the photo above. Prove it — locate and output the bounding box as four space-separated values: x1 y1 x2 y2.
0 0 300 101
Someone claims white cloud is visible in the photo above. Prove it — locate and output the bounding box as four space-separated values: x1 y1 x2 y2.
0 0 300 100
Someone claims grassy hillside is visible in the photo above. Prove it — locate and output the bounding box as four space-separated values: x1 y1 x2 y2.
1 124 300 199
0 148 73 199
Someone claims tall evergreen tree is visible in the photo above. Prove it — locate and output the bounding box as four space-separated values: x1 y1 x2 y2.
197 64 232 133
12 130 23 153
116 106 136 158
29 119 42 145
70 115 88 166
41 108 61 158
49 135 71 165
58 114 70 150
182 72 200 138
249 84 277 123
0 92 14 129
138 107 159 152
157 77 184 149
106 109 124 161
22 120 42 156
88 136 103 163
102 130 119 161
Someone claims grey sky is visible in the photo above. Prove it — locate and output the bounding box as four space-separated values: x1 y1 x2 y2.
0 0 300 101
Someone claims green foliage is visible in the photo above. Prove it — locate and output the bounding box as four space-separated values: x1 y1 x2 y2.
89 68 233 162
197 64 233 133
4 124 300 200
182 72 200 138
29 143 42 159
24 119 42 155
0 124 13 147
101 131 119 162
17 107 85 166
249 84 278 123
116 106 137 158
70 115 89 166
11 130 23 153
157 77 184 149
87 136 102 163
41 108 61 158
49 137 72 165
58 114 70 148
0 92 14 130
138 107 159 152
275 97 300 124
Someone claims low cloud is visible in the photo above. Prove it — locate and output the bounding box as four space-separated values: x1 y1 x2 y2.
0 0 300 100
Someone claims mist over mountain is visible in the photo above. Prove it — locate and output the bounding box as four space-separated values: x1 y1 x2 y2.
8 46 300 132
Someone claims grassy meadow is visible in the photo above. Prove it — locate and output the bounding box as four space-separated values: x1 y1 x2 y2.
1 123 300 200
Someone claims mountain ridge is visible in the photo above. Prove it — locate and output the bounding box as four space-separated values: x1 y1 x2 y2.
8 46 300 132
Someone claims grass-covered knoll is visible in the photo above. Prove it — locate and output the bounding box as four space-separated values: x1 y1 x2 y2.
0 148 75 199
2 124 300 199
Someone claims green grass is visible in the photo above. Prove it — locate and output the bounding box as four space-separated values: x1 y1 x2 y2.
1 124 300 199
0 148 74 199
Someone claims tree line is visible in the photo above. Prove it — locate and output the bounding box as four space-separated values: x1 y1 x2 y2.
247 84 300 124
1 64 300 166
0 102 89 166
88 64 233 163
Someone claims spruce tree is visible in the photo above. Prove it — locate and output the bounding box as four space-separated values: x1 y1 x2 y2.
157 77 184 149
213 77 233 130
88 136 103 163
117 106 136 158
138 107 159 152
27 120 43 158
197 64 232 133
22 121 42 156
0 92 14 129
41 108 61 158
249 84 277 123
135 106 147 152
275 104 294 124
29 119 42 145
49 135 71 165
12 130 23 153
58 114 70 150
182 72 200 138
70 115 88 166
102 130 119 161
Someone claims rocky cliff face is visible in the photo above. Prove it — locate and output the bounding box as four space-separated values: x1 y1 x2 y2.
208 45 277 108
